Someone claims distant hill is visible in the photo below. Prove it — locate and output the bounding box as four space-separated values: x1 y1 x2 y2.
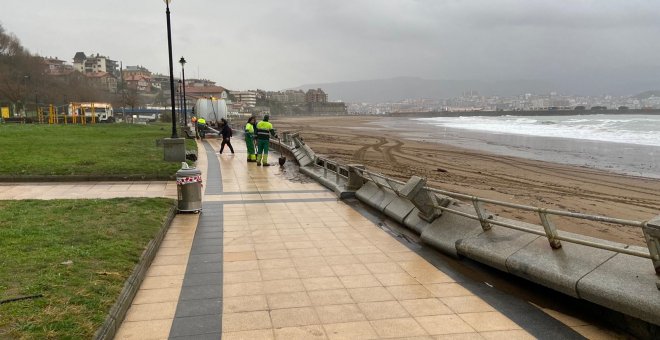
633 90 660 100
293 77 556 102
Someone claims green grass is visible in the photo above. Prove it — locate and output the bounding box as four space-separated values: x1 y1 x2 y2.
0 124 195 178
0 198 175 339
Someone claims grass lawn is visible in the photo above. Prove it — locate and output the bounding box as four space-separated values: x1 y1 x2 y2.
0 198 175 339
0 123 195 179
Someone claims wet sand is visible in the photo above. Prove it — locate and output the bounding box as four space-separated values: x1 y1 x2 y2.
277 116 660 246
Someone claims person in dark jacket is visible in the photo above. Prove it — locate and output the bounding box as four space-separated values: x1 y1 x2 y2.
219 118 235 154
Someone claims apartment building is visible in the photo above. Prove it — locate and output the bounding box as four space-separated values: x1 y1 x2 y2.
305 88 328 103
231 91 257 107
72 52 119 77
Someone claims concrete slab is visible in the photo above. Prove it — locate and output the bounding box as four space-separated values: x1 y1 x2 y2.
455 219 541 272
506 236 617 297
355 181 380 203
383 196 416 224
402 208 430 234
420 204 484 258
577 253 660 325
372 188 398 213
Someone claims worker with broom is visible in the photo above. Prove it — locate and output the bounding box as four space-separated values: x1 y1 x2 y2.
255 114 277 166
244 116 257 162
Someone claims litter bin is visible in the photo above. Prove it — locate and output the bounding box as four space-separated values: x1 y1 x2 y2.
176 162 202 212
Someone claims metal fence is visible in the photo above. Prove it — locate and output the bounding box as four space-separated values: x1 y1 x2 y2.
308 152 653 261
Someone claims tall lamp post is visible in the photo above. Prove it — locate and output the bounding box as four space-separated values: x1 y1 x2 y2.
163 0 177 138
179 57 188 125
177 80 183 121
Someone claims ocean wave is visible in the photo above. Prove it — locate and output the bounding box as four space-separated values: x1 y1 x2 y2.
415 114 660 146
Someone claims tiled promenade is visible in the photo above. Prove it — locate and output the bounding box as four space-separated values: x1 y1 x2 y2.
1 139 618 339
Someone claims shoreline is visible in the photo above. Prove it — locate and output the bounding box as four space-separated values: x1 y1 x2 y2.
277 115 660 247
371 117 660 179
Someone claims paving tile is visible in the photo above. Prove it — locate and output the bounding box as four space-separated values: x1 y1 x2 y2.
179 284 222 301
365 262 405 274
223 270 261 284
256 249 290 259
124 301 177 322
169 314 221 337
315 304 367 324
302 276 345 291
331 263 370 276
358 300 410 320
182 272 223 287
324 255 361 265
369 317 428 338
254 242 287 252
224 251 257 261
224 281 264 297
140 275 184 290
459 312 521 332
263 278 306 294
224 260 259 272
273 325 327 340
267 291 312 309
270 306 320 328
441 296 496 314
323 321 378 340
338 274 382 289
293 256 328 267
387 251 423 262
173 299 222 318
308 289 355 306
186 261 223 274
348 286 395 303
374 272 419 286
400 298 454 317
349 246 382 255
416 314 476 335
424 283 472 298
261 267 300 280
433 332 484 339
147 264 187 276
151 255 189 266
289 247 322 257
223 295 268 313
222 311 272 332
479 329 536 340
297 265 336 278
256 258 294 271
354 252 391 264
223 329 275 340
386 284 434 300
114 319 173 339
132 287 180 304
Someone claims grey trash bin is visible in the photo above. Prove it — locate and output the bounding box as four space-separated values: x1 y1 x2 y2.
176 163 202 212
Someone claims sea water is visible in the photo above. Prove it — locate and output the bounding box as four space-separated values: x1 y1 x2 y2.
416 114 660 147
405 114 660 178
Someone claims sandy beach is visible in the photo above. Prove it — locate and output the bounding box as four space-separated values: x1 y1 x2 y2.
276 116 660 247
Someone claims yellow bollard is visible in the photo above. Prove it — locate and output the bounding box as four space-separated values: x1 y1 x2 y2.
91 103 96 124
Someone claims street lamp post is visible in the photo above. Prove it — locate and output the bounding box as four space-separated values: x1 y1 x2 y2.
177 80 183 122
163 0 177 138
179 57 187 125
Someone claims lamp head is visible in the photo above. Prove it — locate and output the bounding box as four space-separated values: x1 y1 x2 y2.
163 0 172 5
179 57 186 66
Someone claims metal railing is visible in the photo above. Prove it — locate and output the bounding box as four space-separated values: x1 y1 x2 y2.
313 155 350 182
354 168 653 260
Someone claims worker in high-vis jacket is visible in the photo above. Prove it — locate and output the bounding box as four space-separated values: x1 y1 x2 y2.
197 117 207 139
255 114 276 166
244 116 257 162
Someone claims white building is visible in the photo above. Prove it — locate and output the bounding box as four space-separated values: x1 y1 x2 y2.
231 91 257 107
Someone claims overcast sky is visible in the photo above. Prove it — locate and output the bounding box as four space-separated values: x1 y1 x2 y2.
2 0 660 94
